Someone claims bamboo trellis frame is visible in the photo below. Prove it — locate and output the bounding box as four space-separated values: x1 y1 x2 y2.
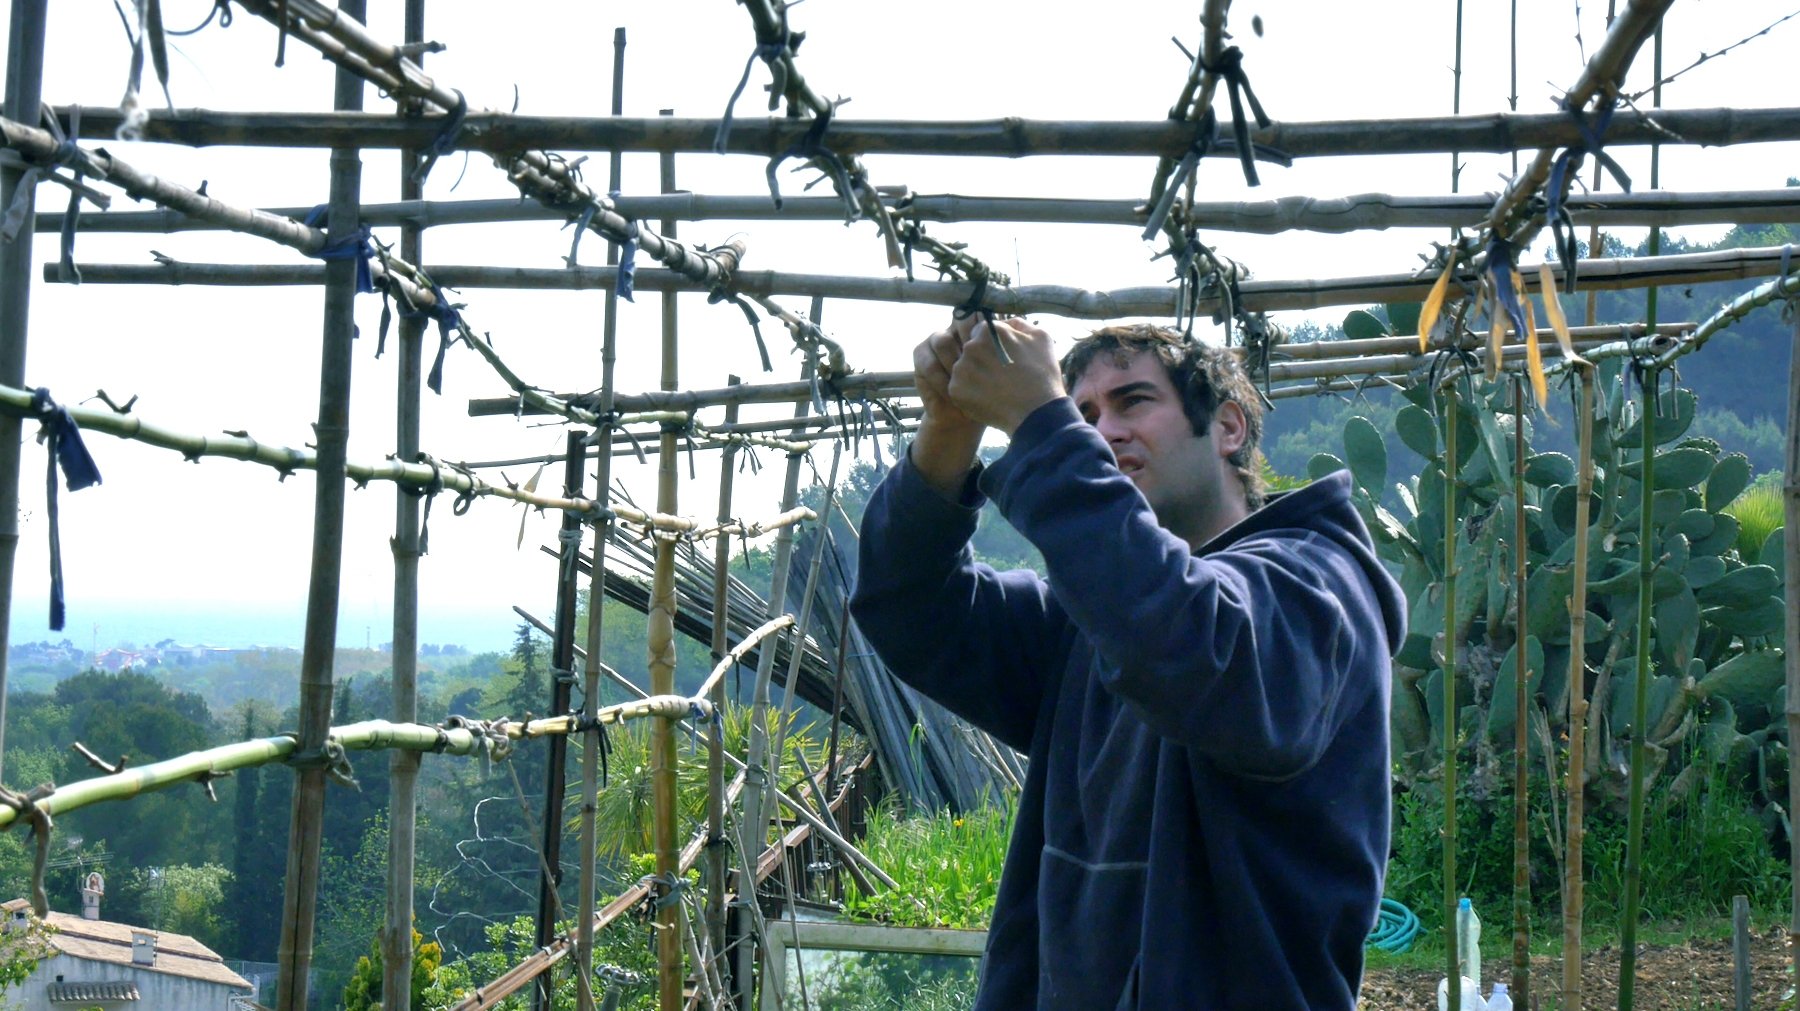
0 1 1795 1010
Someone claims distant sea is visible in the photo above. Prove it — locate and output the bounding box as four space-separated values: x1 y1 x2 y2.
8 600 521 654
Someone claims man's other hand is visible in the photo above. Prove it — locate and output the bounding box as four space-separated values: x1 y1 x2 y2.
948 316 1065 435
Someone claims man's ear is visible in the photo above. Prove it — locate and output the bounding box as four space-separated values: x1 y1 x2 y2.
1212 401 1248 458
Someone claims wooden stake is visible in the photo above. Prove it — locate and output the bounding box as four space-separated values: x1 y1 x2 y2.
650 118 683 1011
1563 367 1598 1011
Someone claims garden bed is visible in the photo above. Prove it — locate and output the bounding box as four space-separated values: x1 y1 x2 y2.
1360 927 1792 1010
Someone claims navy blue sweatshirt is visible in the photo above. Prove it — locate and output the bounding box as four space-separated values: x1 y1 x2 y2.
850 398 1405 1010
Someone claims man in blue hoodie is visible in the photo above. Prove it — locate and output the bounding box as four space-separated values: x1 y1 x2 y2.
849 317 1406 1009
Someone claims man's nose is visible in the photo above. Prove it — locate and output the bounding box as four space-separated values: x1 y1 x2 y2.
1093 410 1129 445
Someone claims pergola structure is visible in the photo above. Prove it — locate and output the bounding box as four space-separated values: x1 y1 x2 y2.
0 2 1797 1010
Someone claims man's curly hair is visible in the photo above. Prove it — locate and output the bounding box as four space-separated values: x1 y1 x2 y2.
1059 324 1267 510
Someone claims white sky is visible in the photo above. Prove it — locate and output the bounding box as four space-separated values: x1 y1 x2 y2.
3 0 1797 653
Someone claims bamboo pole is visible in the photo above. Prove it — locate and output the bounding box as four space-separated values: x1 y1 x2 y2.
575 27 627 1010
649 120 684 1011
760 443 843 872
59 244 1791 317
1784 309 1800 989
1511 380 1531 1006
1485 0 1673 242
58 103 1800 160
381 3 427 1006
708 378 742 1003
276 7 365 1002
0 701 718 830
0 0 49 782
1563 367 1598 1011
228 0 742 291
532 432 586 1010
0 384 811 540
471 323 1683 420
737 342 820 1009
48 187 1800 236
1619 365 1657 1010
1443 384 1462 1011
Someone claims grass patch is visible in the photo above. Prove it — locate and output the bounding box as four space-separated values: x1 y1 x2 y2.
841 800 1011 929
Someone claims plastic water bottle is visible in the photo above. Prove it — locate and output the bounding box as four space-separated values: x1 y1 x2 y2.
1436 974 1484 1011
1456 897 1482 990
1485 981 1512 1011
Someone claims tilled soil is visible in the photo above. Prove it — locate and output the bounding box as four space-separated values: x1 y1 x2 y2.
1359 928 1791 1009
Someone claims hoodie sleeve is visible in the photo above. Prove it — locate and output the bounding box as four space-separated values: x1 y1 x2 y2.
849 449 1066 753
982 398 1388 780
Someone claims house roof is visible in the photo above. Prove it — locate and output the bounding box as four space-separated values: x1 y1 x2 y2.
2 899 251 990
47 979 141 1002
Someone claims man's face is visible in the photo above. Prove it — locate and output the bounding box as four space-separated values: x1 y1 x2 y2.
1069 351 1226 543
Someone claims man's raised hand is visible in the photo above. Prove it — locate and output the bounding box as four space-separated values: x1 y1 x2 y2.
947 316 1065 435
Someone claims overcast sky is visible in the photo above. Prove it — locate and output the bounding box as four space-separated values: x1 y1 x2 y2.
3 0 1797 653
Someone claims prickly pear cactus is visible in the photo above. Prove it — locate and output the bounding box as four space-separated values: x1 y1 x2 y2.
1324 359 1785 816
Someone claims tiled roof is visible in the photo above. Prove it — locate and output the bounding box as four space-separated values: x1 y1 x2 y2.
48 979 141 1001
2 899 251 990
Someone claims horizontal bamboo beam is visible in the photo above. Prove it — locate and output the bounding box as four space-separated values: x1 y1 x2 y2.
49 186 1800 236
55 104 1800 160
470 324 1683 420
0 700 715 830
61 244 1788 321
0 384 810 539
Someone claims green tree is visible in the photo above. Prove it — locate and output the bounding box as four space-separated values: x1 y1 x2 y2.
343 926 443 1011
114 864 233 951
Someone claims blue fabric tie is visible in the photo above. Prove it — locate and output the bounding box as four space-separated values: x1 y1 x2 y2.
707 289 773 372
765 108 860 221
1486 237 1531 343
403 284 465 394
302 205 376 295
413 90 468 185
1141 113 1218 242
714 36 790 155
30 389 102 631
1545 98 1630 292
1199 46 1273 187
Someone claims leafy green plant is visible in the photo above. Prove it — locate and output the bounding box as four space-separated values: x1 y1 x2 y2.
1320 362 1787 818
841 802 1011 930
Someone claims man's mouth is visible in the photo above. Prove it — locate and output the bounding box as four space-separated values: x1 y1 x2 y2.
1116 457 1145 477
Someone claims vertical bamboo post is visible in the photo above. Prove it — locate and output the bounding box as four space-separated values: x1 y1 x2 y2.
574 28 627 1010
1733 894 1752 1011
1511 380 1531 1005
381 3 428 1005
533 430 587 1009
1783 310 1799 987
737 350 818 1011
1442 387 1462 1011
276 3 365 1007
0 0 49 781
708 377 742 1001
1449 0 1464 193
1563 367 1597 1011
650 109 684 1011
1619 355 1657 1011
761 440 843 856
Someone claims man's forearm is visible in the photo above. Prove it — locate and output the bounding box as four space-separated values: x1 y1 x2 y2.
909 414 985 499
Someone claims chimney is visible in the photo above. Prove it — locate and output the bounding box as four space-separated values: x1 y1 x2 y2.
131 931 156 966
80 872 104 921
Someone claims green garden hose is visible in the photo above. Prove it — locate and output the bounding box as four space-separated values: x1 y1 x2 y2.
1367 898 1420 953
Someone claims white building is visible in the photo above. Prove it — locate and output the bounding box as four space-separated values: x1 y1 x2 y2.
1 895 254 1010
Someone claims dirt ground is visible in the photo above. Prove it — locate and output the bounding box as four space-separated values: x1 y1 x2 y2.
1359 927 1792 1010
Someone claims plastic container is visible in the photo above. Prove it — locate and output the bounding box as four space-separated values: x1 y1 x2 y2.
1456 897 1481 989
1485 981 1512 1011
1436 974 1484 1011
